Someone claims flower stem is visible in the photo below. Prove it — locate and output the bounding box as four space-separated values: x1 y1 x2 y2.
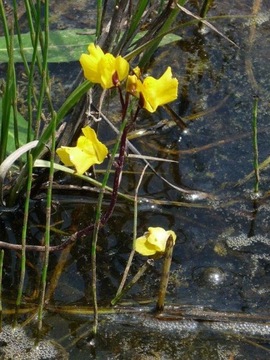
115 164 148 298
111 259 154 306
91 92 131 334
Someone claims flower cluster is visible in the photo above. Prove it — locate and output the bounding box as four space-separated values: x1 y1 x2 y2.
134 227 176 256
57 43 179 175
56 44 177 256
80 43 178 113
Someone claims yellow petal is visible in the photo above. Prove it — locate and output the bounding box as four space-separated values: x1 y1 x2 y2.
80 43 129 88
80 53 101 83
134 235 158 256
132 66 141 78
56 147 74 166
167 230 177 244
98 53 116 89
80 44 105 85
126 74 142 97
80 43 105 83
147 227 169 252
68 147 97 175
81 126 108 162
56 126 108 175
57 146 94 175
134 227 177 256
88 43 104 60
115 56 130 82
152 66 178 105
140 67 178 113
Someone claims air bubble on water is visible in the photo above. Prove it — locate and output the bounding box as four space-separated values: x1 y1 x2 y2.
0 325 68 360
210 321 270 337
142 317 198 335
244 189 264 201
226 234 270 250
182 128 190 136
193 267 227 288
250 253 270 277
137 198 161 212
245 12 269 26
183 192 208 202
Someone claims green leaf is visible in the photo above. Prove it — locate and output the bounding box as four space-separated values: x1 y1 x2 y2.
159 33 182 47
0 29 96 63
0 29 180 64
0 98 33 156
130 31 181 49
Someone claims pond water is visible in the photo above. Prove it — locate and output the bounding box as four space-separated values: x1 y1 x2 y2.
1 0 270 359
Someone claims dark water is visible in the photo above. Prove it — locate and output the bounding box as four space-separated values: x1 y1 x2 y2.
1 0 270 358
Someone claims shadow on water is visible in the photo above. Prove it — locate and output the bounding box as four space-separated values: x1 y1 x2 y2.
1 0 270 358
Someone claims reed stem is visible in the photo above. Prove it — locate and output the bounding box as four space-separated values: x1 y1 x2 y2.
16 154 34 309
156 235 174 312
37 0 54 331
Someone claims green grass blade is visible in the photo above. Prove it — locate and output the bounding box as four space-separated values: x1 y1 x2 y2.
0 1 13 164
12 0 30 75
7 80 92 205
16 154 34 309
127 0 149 39
137 1 183 67
38 100 56 335
96 0 103 39
33 80 93 159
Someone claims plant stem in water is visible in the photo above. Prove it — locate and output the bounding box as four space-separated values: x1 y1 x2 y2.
156 235 174 312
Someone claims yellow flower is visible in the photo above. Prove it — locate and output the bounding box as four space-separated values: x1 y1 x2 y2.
56 126 108 175
134 227 176 256
126 66 178 113
80 43 129 89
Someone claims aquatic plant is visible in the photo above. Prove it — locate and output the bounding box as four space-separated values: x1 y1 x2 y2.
2 1 267 358
0 0 183 339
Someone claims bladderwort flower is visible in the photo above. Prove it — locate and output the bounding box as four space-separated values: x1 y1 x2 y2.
126 66 178 113
80 43 130 89
134 227 176 256
56 126 108 175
